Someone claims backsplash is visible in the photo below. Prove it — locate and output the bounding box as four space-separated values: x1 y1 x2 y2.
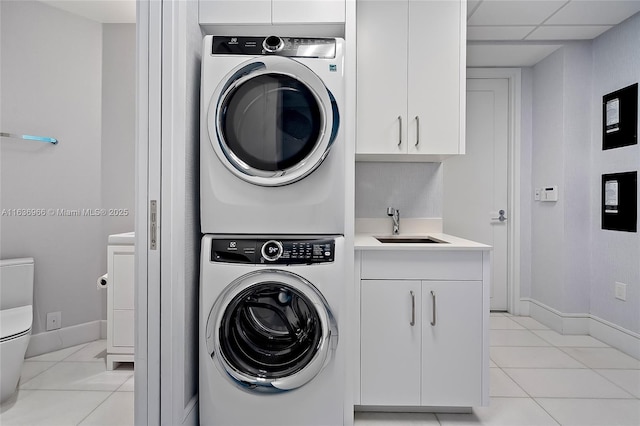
355 162 443 218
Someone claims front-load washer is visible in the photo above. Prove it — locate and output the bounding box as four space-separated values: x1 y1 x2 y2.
200 35 345 234
199 235 346 426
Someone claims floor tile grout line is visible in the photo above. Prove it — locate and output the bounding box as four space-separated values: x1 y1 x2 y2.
587 366 639 399
74 389 116 426
495 364 564 425
503 320 639 403
18 359 61 388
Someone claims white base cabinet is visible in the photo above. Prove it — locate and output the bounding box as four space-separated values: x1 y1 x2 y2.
107 238 135 370
357 249 489 409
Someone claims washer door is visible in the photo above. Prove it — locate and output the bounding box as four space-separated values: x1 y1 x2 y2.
208 56 340 187
206 270 337 392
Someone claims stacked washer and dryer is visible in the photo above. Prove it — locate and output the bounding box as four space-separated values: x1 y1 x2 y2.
199 35 347 425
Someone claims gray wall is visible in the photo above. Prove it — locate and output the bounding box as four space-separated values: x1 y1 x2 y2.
530 42 592 316
531 48 566 311
102 24 136 241
529 13 640 334
0 1 135 334
589 13 640 334
355 162 442 218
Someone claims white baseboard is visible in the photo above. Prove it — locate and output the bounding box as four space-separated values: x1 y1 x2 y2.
26 320 106 358
589 316 640 360
520 298 640 359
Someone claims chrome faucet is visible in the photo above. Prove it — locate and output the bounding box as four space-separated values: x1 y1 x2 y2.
387 207 400 235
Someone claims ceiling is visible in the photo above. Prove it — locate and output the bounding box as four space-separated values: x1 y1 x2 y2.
38 0 640 66
38 0 136 24
467 0 640 66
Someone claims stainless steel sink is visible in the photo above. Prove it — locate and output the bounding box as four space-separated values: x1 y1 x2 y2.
375 236 447 244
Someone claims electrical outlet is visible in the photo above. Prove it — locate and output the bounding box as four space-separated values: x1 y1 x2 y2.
614 282 627 301
46 311 61 331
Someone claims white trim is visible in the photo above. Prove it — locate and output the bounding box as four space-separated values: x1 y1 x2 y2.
467 68 522 316
25 320 104 358
520 298 640 359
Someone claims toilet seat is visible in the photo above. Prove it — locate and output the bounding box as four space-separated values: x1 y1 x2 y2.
0 305 32 342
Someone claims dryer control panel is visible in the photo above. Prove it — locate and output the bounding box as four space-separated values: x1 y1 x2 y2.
211 237 335 265
211 36 336 59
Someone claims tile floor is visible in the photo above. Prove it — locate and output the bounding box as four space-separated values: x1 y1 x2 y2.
356 312 640 426
1 314 639 425
0 340 133 426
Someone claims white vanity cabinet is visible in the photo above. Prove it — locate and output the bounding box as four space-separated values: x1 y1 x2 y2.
356 248 489 409
106 233 135 370
199 0 345 25
356 0 466 161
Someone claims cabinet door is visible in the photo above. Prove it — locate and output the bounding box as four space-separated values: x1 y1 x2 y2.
356 0 408 155
199 0 271 24
421 281 483 406
408 0 464 155
273 0 345 23
113 252 135 310
361 280 421 405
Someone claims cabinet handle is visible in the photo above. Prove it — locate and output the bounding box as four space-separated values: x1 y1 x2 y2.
410 290 415 326
415 116 420 147
430 291 436 326
397 116 402 146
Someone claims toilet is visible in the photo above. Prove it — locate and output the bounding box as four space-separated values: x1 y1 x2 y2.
0 258 34 403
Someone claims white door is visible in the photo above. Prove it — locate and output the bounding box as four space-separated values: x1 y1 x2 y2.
443 78 509 310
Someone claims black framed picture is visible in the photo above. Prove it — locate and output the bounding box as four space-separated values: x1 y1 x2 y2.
602 83 638 150
602 171 637 232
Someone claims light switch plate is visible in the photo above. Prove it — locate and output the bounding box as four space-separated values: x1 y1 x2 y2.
614 282 627 301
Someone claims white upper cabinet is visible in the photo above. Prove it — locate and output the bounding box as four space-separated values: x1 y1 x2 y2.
199 0 345 25
356 0 466 161
273 0 346 23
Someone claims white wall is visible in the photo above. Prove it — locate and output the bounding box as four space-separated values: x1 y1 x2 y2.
531 48 566 311
102 24 136 240
529 13 640 336
355 162 442 218
590 13 640 334
1 0 103 334
0 2 136 337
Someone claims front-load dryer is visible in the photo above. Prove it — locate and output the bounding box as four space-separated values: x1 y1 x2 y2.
199 235 346 426
200 35 345 234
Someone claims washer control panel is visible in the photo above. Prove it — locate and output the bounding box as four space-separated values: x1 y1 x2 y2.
211 237 335 265
211 36 336 59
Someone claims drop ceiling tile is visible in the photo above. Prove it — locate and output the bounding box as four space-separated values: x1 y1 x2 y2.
468 26 536 40
468 0 568 26
546 0 640 25
526 24 613 39
467 43 563 67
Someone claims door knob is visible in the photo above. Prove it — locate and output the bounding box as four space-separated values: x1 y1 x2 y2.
491 209 507 222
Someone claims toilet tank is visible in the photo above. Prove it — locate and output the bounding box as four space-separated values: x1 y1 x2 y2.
0 258 34 310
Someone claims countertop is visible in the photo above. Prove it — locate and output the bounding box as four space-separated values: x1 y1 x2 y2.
355 233 492 251
107 231 135 245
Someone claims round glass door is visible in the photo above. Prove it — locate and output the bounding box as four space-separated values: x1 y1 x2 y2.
220 73 322 172
208 56 340 187
206 271 337 392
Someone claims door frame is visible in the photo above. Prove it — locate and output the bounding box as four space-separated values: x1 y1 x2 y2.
467 68 522 315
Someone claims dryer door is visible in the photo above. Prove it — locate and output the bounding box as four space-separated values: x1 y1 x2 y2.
207 56 340 187
206 270 337 392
